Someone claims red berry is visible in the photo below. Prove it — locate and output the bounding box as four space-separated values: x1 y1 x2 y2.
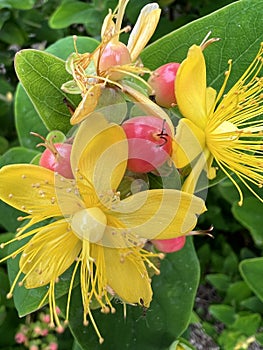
152 236 186 253
99 42 131 81
122 116 172 173
148 62 180 108
40 143 73 179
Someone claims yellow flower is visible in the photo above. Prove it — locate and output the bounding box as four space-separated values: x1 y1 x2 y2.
62 0 161 124
0 113 205 342
173 43 263 204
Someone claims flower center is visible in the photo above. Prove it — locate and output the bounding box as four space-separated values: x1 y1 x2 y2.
210 120 239 140
71 207 107 243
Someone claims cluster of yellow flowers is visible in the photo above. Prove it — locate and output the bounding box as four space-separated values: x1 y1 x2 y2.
0 0 262 343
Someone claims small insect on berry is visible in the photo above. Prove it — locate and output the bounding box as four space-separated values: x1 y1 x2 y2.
122 116 173 173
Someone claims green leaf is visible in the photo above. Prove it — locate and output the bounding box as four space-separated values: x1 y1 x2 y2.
256 332 263 345
209 304 236 326
0 146 39 167
0 10 10 30
0 136 8 154
63 238 200 350
223 281 251 305
0 0 36 10
240 258 263 303
241 296 263 314
14 49 76 134
0 307 21 347
232 313 261 337
48 1 93 29
46 36 99 60
232 197 263 247
218 329 245 350
15 84 48 149
14 37 99 141
0 20 26 46
206 273 230 292
141 0 263 91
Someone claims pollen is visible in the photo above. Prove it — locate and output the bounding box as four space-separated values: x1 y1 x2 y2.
32 183 40 188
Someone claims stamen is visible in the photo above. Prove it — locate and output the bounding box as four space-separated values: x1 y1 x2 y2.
200 31 220 50
204 43 263 203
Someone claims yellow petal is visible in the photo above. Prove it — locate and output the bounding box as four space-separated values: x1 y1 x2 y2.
173 118 206 168
71 112 109 174
103 246 152 307
127 3 161 62
112 189 206 241
20 220 81 288
73 114 128 201
70 84 101 125
175 45 208 129
0 164 86 230
0 164 61 218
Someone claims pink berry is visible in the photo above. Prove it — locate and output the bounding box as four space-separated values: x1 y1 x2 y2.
41 314 51 324
98 42 131 80
152 236 186 253
39 143 73 179
49 342 58 350
15 332 27 344
122 116 172 173
29 346 39 350
148 62 180 108
41 329 49 336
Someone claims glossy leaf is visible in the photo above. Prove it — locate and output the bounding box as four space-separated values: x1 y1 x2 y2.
209 304 235 326
49 1 93 29
240 258 263 303
14 37 99 141
15 50 77 133
15 84 48 149
46 36 99 59
232 313 261 337
232 197 263 247
0 0 36 10
0 146 39 167
206 274 230 292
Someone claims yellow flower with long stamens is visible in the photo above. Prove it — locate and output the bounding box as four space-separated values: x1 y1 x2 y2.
62 0 161 124
173 43 263 204
0 112 205 343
